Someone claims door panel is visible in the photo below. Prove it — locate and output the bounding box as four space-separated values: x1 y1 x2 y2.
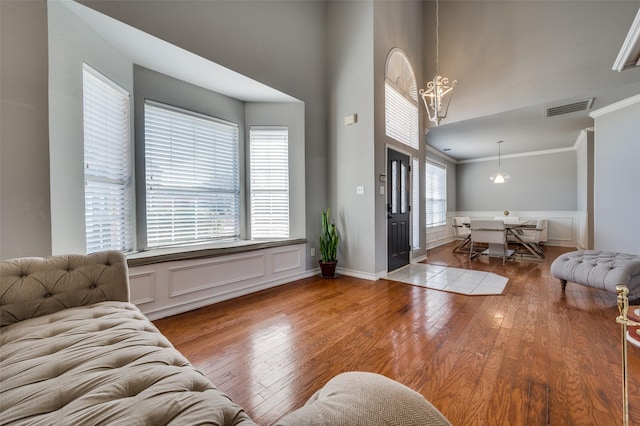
387 149 410 272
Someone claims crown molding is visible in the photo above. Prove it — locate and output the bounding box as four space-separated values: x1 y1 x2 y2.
613 7 640 71
589 94 640 118
457 146 576 164
425 144 457 164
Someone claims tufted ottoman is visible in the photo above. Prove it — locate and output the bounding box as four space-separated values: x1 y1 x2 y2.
551 251 640 299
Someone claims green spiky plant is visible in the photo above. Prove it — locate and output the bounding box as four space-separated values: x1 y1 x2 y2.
319 208 338 263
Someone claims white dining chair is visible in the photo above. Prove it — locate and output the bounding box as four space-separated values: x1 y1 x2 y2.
452 217 471 253
452 217 471 239
470 219 514 264
518 218 547 256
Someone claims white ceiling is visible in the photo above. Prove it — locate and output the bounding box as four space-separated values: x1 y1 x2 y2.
424 0 640 162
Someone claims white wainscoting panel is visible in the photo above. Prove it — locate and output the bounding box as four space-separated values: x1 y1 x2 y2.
545 216 574 245
129 271 155 309
128 243 309 320
575 211 588 250
168 254 265 298
271 248 301 274
426 224 452 250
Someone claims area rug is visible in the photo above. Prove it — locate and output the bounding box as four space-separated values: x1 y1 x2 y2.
384 263 509 296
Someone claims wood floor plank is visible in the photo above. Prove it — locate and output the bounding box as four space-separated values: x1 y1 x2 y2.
154 243 640 425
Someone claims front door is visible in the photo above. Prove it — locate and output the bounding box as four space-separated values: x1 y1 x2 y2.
387 149 410 272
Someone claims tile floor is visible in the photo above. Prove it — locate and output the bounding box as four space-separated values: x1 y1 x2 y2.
385 263 509 295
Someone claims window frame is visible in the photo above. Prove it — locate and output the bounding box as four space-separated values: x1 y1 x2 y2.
411 156 421 250
142 100 241 249
384 49 419 150
249 126 290 239
82 63 134 254
425 159 447 228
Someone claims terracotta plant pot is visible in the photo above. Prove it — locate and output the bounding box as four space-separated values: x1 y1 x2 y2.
319 260 337 279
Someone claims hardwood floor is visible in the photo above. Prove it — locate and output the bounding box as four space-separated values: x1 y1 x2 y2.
154 243 640 425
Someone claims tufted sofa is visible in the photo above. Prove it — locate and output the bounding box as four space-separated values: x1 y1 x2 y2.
550 250 640 300
0 251 451 425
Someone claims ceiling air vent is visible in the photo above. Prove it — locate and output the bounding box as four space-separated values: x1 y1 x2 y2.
545 98 595 117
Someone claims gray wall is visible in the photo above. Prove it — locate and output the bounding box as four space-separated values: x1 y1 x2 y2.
82 0 327 270
457 151 577 212
1 0 325 268
133 66 246 246
134 67 306 245
48 0 134 255
0 0 51 259
593 98 640 255
576 129 594 249
426 150 457 213
373 1 426 272
245 102 306 240
326 1 376 275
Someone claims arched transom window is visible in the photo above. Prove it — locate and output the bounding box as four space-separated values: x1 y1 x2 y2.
385 49 419 150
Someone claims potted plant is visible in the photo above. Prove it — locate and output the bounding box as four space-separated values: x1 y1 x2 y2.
319 207 339 278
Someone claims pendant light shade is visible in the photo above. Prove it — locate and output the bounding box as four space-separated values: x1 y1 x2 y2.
490 141 510 184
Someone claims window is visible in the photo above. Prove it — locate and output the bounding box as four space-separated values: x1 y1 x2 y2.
385 50 419 149
82 64 133 253
425 160 447 228
144 101 240 248
250 127 290 239
412 156 420 249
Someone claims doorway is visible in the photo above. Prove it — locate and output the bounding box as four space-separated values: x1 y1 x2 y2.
387 148 411 272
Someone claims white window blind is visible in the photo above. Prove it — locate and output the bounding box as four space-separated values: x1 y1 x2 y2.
250 126 289 239
426 160 447 228
82 64 133 254
144 101 240 248
385 82 419 149
412 156 420 249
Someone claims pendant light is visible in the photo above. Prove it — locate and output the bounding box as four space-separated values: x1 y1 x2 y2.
419 0 457 126
490 141 510 184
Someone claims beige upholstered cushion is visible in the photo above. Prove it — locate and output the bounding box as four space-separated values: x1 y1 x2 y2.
0 301 257 426
1 251 129 327
275 371 451 426
1 252 451 425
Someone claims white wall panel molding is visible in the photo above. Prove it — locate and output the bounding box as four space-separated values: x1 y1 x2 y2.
271 248 302 274
143 268 317 322
168 254 265 298
129 243 307 320
129 271 155 306
575 211 588 250
337 267 378 281
426 224 455 250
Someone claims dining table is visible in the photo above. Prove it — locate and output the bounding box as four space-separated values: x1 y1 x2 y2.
455 220 544 261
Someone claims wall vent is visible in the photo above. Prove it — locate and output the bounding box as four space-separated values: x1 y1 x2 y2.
545 98 595 117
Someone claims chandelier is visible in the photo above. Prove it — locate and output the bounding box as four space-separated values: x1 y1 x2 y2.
419 0 457 126
490 141 510 184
